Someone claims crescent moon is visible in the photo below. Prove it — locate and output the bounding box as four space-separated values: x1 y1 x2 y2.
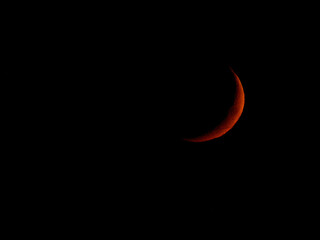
183 68 245 142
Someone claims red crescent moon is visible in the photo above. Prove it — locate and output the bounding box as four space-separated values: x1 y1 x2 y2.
183 68 245 142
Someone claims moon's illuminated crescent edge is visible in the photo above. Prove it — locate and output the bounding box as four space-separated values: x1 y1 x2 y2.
183 68 245 142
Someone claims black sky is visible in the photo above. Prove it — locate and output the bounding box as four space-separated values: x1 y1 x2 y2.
3 2 319 233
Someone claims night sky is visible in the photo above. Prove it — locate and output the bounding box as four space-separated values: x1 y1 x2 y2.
4 2 319 234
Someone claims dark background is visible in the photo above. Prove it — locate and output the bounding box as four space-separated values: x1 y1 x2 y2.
3 2 319 233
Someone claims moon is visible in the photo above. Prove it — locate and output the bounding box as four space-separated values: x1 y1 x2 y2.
183 68 245 142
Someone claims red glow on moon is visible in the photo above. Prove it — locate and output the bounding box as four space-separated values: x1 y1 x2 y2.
184 68 245 142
